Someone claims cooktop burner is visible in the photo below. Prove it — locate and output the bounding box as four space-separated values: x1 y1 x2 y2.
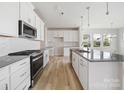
8 50 41 56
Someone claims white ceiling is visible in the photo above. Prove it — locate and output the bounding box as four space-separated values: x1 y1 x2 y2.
32 2 124 29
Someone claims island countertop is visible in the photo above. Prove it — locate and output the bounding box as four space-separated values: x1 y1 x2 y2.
70 48 124 62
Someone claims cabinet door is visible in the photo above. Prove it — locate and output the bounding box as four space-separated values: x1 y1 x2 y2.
0 66 9 90
72 52 75 69
35 14 41 40
0 78 9 90
20 2 35 27
72 31 78 42
64 48 70 56
0 2 19 37
40 20 44 41
20 2 28 23
75 53 79 76
43 51 47 67
72 52 79 76
79 57 88 89
28 8 35 27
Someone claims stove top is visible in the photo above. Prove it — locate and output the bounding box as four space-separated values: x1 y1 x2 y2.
8 50 41 56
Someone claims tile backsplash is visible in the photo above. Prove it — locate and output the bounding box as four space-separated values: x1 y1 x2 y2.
0 37 41 57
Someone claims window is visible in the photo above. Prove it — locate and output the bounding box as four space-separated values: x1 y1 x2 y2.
103 34 111 47
93 34 101 47
82 34 91 47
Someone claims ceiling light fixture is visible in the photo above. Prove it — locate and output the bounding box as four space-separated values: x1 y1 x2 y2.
56 5 64 16
86 6 90 27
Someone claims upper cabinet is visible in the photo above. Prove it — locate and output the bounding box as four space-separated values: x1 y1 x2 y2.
53 31 64 37
64 31 79 42
20 2 45 41
0 2 45 40
40 19 45 41
0 2 19 37
35 14 45 41
19 2 35 27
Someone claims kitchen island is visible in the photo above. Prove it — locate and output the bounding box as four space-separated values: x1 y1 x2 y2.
70 48 124 90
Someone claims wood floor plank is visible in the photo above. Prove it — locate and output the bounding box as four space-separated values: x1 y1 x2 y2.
32 56 83 90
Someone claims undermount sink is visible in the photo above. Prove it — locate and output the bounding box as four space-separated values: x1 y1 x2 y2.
76 49 90 53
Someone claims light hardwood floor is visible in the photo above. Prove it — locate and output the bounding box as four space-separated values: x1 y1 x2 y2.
32 56 83 90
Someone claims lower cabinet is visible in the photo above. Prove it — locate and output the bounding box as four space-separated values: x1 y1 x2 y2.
0 66 9 90
0 57 31 90
72 52 79 77
0 78 9 90
10 57 30 90
79 56 88 89
43 50 49 67
15 76 30 90
72 51 88 90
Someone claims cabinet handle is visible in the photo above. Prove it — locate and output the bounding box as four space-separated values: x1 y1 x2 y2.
80 63 83 66
22 84 27 90
20 72 26 77
80 59 83 61
5 84 8 90
20 62 26 66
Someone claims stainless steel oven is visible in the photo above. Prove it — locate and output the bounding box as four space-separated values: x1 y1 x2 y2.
30 52 43 87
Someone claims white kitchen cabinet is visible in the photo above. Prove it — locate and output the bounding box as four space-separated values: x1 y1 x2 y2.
43 50 49 67
35 13 45 41
72 52 79 77
64 31 78 42
53 31 64 37
10 57 30 90
0 2 19 37
79 56 88 89
20 2 35 27
0 66 9 90
0 78 9 90
40 19 45 41
15 76 30 90
35 14 41 40
122 62 124 90
64 48 70 56
72 31 79 42
48 31 54 41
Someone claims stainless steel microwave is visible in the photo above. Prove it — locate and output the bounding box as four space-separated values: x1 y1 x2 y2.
19 20 37 39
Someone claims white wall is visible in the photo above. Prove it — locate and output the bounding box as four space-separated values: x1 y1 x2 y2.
0 37 40 57
79 28 119 53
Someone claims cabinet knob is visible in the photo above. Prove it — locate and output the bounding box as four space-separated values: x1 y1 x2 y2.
5 84 8 90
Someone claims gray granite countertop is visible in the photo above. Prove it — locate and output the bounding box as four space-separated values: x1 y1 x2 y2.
0 46 53 68
71 48 124 62
0 55 28 68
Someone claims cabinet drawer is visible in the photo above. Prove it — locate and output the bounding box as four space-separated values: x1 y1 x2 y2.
15 76 30 90
0 66 9 81
10 67 30 89
79 57 88 66
10 57 30 74
0 78 9 90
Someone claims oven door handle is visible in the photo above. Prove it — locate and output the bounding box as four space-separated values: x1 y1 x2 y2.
32 55 43 62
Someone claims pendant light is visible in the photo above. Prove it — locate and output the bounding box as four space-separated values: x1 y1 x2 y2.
86 6 90 27
80 16 83 28
106 2 109 15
